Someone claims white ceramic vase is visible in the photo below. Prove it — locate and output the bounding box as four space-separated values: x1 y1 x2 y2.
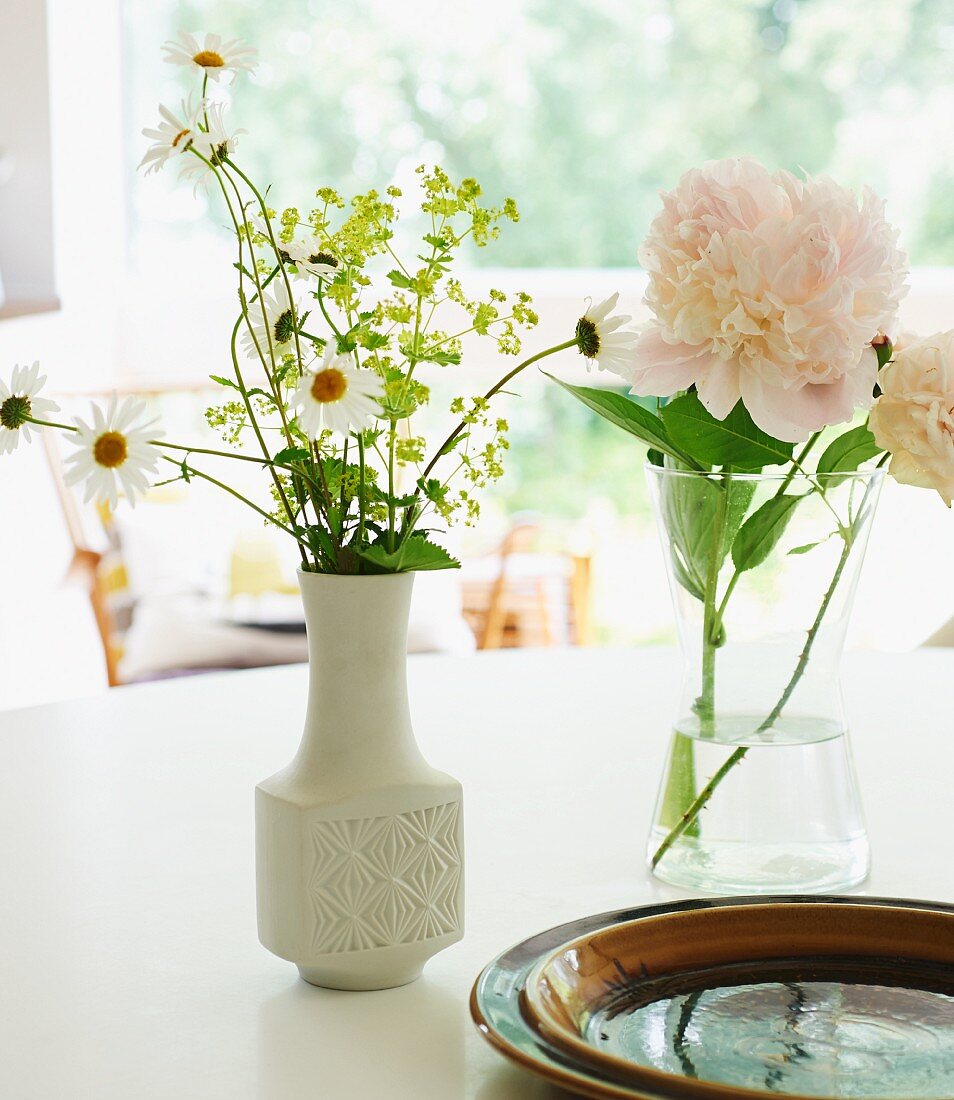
255 570 464 991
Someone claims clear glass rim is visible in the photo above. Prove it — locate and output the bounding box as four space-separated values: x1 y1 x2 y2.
644 463 885 483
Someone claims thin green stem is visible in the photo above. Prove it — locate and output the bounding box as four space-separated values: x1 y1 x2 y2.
160 456 296 539
26 416 75 431
419 337 577 484
356 434 367 570
698 470 731 738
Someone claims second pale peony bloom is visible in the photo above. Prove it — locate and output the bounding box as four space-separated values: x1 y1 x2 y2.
869 332 954 506
619 157 908 442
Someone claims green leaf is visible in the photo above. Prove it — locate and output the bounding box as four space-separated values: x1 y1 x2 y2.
302 525 337 565
272 446 312 466
788 532 835 556
661 393 795 471
816 424 881 484
647 448 665 467
358 535 460 573
436 432 469 458
361 331 391 351
544 374 702 468
210 374 240 390
731 494 803 573
662 474 756 601
386 269 413 289
874 339 894 369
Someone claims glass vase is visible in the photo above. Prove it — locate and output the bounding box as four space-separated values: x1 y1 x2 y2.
646 465 883 894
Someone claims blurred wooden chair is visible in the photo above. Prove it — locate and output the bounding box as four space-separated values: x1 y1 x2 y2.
461 516 592 649
43 429 127 685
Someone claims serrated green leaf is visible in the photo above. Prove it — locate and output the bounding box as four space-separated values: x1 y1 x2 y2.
272 446 312 466
731 494 803 573
661 393 795 471
386 269 412 289
358 535 460 573
545 374 702 468
210 374 240 390
816 424 881 484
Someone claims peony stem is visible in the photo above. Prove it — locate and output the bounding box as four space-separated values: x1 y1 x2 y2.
651 470 879 872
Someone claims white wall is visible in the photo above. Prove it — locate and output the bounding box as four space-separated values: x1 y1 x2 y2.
0 0 126 390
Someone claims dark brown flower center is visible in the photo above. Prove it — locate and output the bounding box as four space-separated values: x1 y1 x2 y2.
576 316 600 358
0 394 31 430
273 309 295 344
93 431 128 468
310 368 348 404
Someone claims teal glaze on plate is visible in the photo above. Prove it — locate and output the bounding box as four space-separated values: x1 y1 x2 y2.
471 896 954 1100
590 980 954 1098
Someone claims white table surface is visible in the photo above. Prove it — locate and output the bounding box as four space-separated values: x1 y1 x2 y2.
0 646 951 1100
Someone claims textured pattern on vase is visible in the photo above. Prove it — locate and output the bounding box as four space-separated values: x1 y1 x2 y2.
307 801 462 954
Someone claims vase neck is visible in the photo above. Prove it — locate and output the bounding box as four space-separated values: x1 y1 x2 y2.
295 571 420 773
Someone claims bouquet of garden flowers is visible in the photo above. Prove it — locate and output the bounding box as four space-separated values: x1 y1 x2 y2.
0 32 618 575
554 156 954 870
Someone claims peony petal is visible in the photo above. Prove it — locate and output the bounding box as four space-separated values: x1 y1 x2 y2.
626 326 719 396
740 371 857 443
697 357 742 420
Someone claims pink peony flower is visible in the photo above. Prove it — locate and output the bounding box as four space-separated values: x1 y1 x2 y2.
620 157 908 442
869 332 954 506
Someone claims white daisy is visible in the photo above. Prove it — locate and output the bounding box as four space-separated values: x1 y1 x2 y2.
241 280 300 361
292 346 384 438
140 98 202 176
162 32 257 82
180 101 243 188
63 396 162 510
247 215 338 280
280 235 340 281
576 292 640 374
0 361 59 455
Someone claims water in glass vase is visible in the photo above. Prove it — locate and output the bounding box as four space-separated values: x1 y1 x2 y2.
648 713 868 894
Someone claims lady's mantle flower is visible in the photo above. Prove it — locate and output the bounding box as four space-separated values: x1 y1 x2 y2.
292 345 383 438
140 99 201 175
63 396 162 510
575 293 640 373
869 331 954 506
241 281 299 361
0 361 59 454
623 157 908 442
162 32 256 81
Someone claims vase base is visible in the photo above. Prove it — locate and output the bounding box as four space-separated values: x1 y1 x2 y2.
648 834 870 894
297 961 424 992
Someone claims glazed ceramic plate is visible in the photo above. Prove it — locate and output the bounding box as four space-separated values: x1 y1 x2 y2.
470 896 954 1100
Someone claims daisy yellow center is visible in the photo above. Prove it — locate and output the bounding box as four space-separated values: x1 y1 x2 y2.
310 368 348 404
171 128 191 148
576 316 600 359
0 394 31 430
193 49 225 68
93 431 128 469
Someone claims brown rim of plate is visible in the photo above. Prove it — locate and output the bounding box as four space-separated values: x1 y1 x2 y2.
522 901 954 1100
469 981 658 1100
